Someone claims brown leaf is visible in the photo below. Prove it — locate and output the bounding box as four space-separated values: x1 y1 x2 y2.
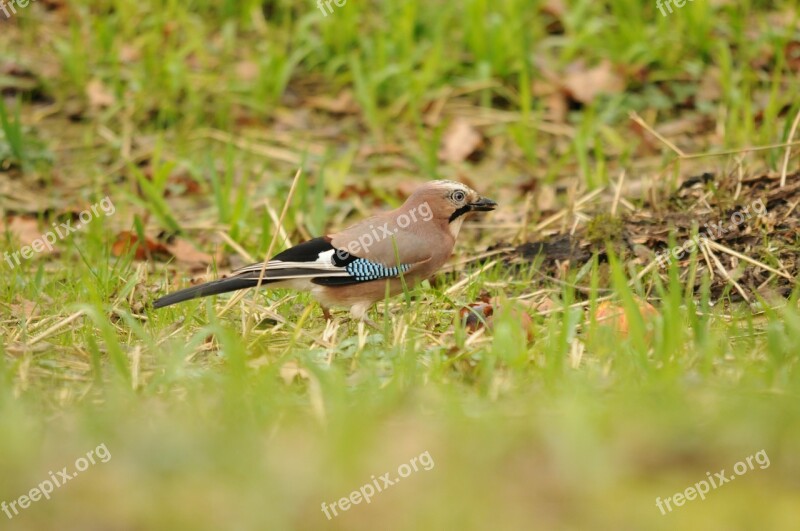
111 231 170 261
166 174 202 196
164 238 216 270
86 78 115 109
459 302 494 332
439 119 483 163
562 60 625 104
594 299 659 338
2 216 41 246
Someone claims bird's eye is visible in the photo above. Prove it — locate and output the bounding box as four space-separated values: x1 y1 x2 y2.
452 190 466 203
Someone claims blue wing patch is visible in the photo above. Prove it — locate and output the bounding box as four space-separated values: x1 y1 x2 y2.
345 259 411 281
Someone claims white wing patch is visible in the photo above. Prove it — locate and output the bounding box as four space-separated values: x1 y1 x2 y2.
230 249 350 277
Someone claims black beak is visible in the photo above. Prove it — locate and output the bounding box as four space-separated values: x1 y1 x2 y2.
469 197 497 212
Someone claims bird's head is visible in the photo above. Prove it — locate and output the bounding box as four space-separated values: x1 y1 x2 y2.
408 180 497 226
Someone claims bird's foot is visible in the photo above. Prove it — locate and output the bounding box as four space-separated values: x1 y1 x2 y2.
348 302 380 330
361 316 380 330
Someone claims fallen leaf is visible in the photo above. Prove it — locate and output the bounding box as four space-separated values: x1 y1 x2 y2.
111 231 170 261
164 238 217 270
562 60 625 104
166 174 202 196
86 78 115 109
439 119 483 163
116 232 225 274
594 298 659 338
2 216 41 246
459 302 494 332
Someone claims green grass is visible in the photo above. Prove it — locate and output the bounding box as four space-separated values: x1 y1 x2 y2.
2 1 800 529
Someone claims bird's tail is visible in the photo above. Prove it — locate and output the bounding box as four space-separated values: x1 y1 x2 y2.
152 276 275 309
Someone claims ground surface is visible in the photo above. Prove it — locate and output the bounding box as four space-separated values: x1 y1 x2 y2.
1 2 800 530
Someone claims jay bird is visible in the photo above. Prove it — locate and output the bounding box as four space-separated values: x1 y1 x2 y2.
152 180 497 321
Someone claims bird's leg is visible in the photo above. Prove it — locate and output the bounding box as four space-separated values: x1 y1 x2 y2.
350 302 380 330
321 306 332 321
361 315 380 330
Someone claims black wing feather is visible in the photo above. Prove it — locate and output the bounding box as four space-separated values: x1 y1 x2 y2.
271 237 336 263
152 276 266 308
152 237 407 308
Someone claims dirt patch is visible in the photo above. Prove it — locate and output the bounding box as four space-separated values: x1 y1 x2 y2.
504 172 799 304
